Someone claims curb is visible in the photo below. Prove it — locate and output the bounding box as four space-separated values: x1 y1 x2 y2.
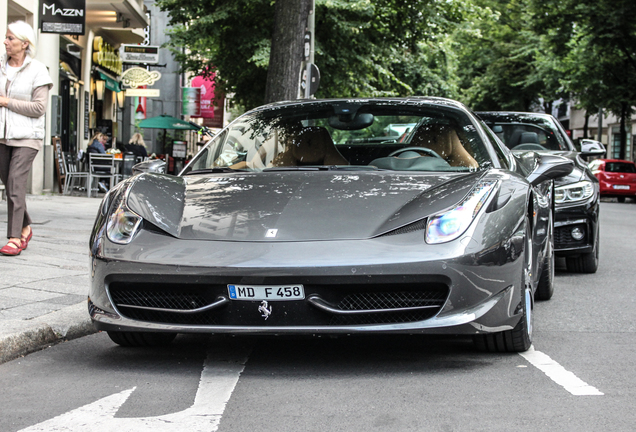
0 302 96 364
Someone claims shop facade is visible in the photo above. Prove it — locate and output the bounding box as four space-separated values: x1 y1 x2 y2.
1 0 148 193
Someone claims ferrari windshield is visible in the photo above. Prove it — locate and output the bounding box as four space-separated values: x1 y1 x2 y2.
478 112 573 152
186 100 493 174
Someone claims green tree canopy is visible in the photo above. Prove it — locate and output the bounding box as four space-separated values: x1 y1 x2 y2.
156 0 470 110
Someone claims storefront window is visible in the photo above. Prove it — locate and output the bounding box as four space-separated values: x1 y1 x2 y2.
611 126 631 160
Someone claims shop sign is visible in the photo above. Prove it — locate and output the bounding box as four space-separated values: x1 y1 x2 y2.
39 0 86 35
92 36 122 75
190 74 224 127
182 87 201 116
120 45 160 64
121 67 161 88
126 88 160 97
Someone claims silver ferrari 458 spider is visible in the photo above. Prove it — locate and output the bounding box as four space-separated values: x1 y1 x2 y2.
89 97 573 352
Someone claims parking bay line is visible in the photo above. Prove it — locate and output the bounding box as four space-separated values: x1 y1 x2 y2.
18 347 250 432
520 346 604 396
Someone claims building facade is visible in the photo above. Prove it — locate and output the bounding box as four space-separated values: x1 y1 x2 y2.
1 0 148 193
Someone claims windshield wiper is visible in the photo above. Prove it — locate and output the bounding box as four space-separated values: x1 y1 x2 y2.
184 167 247 175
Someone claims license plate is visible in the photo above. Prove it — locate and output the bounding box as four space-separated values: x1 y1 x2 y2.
613 185 630 190
228 284 305 301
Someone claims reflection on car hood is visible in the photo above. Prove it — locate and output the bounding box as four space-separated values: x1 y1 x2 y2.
126 171 485 241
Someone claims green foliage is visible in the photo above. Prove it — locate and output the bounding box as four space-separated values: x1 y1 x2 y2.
157 0 469 109
453 0 565 111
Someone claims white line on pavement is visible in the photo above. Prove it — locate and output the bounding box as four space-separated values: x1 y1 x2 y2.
18 347 250 431
520 346 604 396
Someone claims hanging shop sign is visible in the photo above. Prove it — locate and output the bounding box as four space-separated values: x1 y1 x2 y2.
121 67 161 89
39 0 86 35
182 87 201 116
126 88 160 97
120 45 160 64
92 36 122 75
190 75 220 120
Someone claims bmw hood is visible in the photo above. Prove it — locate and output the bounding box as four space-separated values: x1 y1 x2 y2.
126 171 485 241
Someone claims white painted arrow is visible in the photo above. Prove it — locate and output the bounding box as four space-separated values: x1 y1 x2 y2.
20 348 249 432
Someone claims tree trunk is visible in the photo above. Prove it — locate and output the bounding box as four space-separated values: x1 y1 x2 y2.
620 102 627 160
264 0 312 104
583 112 589 139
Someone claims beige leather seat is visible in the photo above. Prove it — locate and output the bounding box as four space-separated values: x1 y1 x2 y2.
409 124 478 168
272 126 348 166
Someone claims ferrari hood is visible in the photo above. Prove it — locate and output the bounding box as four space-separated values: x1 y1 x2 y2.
127 171 484 241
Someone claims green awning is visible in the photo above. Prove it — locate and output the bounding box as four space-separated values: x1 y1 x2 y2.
98 71 121 92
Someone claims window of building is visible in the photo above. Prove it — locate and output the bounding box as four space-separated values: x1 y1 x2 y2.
611 126 631 160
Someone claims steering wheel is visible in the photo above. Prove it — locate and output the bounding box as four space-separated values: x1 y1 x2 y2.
388 146 444 159
510 143 547 151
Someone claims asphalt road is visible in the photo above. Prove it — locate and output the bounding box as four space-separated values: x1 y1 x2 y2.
1 201 635 432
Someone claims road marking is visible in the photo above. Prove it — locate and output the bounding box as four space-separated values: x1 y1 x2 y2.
19 348 249 431
520 346 603 396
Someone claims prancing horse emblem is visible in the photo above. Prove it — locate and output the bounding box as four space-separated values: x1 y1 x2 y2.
258 301 272 320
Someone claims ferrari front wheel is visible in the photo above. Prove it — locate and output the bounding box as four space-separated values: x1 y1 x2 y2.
107 331 177 347
474 286 533 353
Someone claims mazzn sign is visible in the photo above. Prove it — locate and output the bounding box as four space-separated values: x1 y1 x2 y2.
120 45 160 64
39 0 85 35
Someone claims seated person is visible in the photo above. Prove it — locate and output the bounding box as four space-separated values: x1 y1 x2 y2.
125 132 148 159
271 126 348 167
408 124 478 168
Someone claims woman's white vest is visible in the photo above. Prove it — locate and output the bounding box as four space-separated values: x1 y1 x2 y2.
0 54 53 140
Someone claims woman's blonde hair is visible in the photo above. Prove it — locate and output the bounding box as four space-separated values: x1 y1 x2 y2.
91 132 104 142
129 132 146 147
7 21 37 57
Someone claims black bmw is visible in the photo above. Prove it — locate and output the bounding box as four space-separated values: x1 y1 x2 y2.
478 111 605 273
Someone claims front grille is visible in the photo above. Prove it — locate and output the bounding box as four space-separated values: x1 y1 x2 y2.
555 223 588 248
330 289 447 325
109 284 221 325
107 279 449 327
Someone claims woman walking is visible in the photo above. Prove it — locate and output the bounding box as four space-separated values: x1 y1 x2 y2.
0 21 53 256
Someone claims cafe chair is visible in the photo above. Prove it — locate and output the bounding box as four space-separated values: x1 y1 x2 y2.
88 153 118 197
62 152 89 195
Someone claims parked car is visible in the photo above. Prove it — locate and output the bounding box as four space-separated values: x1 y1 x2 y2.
478 112 604 273
89 98 573 353
588 159 636 202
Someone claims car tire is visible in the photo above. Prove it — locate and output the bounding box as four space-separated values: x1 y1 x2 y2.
107 331 177 347
474 287 533 353
617 196 626 203
474 216 533 353
565 225 599 274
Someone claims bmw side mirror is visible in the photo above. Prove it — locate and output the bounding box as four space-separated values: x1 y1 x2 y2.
132 159 167 176
579 139 606 157
527 153 574 187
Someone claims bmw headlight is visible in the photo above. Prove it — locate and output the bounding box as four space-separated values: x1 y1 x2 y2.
554 180 594 204
426 180 498 244
106 193 142 244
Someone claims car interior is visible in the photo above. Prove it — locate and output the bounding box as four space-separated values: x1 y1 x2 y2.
185 106 490 174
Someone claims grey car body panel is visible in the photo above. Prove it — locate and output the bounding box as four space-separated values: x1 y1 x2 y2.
126 171 486 241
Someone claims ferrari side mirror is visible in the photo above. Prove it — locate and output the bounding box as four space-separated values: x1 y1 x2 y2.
527 153 574 187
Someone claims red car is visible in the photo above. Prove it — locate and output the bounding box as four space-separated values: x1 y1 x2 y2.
589 159 636 202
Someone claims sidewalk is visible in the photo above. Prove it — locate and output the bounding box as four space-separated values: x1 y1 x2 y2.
0 194 102 363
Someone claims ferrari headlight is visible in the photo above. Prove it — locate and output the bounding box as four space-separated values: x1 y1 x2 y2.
106 198 142 244
426 180 498 244
554 181 594 204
